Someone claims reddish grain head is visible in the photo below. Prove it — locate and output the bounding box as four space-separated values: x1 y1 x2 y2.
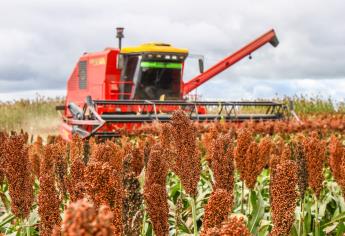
303 132 326 197
218 217 251 236
144 183 169 236
145 143 168 187
270 159 299 236
130 145 145 176
202 189 232 232
1 132 34 219
203 122 223 164
86 140 124 235
234 128 253 181
38 144 62 236
159 123 176 169
329 135 345 197
292 134 308 199
68 135 86 202
258 136 272 169
140 134 156 167
0 132 7 185
171 110 201 197
122 154 143 236
243 141 260 189
28 136 43 178
144 143 169 236
50 136 68 200
210 132 235 193
60 199 115 236
203 216 251 236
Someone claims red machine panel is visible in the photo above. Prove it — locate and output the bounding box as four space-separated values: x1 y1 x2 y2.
65 49 121 117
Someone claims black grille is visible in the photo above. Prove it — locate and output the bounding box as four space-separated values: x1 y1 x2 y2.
78 61 87 89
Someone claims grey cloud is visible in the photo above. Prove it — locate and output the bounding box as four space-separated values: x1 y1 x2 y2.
1 0 345 99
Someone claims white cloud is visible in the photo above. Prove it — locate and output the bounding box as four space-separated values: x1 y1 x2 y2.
0 89 65 101
0 0 345 100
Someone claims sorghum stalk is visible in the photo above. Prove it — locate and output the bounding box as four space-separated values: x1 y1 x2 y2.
141 211 147 236
191 196 198 236
241 181 244 214
248 190 252 216
170 111 201 235
299 198 304 236
234 129 253 215
292 135 308 236
174 195 183 236
315 194 320 236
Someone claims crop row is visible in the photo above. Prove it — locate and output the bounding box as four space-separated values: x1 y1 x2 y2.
116 114 345 137
0 110 345 235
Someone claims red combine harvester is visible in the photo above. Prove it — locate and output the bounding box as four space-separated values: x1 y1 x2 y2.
58 28 287 141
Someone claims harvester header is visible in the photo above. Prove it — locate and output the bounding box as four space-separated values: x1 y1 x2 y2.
58 28 287 141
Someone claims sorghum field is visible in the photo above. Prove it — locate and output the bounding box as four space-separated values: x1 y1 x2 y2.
1 97 345 235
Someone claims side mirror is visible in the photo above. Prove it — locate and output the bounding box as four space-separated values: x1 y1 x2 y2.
198 58 204 73
117 54 124 69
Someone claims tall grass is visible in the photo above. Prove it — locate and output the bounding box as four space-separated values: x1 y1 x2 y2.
0 96 64 136
280 95 345 115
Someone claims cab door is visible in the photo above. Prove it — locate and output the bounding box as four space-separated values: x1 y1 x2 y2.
120 55 140 99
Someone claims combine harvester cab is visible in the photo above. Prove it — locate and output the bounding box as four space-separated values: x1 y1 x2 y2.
58 28 289 141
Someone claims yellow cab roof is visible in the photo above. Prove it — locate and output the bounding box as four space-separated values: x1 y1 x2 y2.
121 42 189 54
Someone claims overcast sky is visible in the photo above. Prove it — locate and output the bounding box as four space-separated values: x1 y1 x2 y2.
1 0 345 101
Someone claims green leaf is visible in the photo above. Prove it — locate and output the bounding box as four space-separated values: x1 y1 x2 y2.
323 222 338 234
248 190 265 234
0 214 15 228
169 182 181 200
318 193 332 219
257 220 271 236
335 222 345 236
291 225 298 236
321 212 345 228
